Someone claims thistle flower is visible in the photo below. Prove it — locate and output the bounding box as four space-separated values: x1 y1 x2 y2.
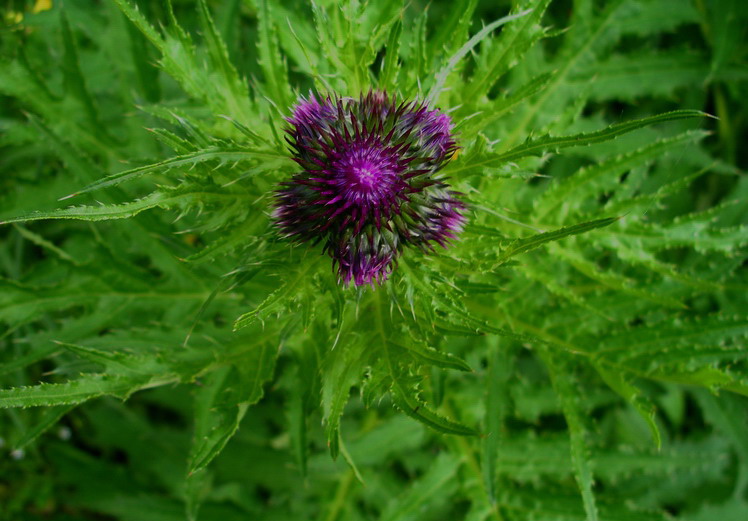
274 90 466 286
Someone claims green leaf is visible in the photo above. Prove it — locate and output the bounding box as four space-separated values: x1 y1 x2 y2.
59 147 286 199
611 218 748 254
12 224 79 264
1 190 248 224
596 314 748 355
482 343 513 503
551 244 688 309
378 17 402 91
233 253 322 331
696 390 748 493
196 0 253 121
321 336 369 459
373 291 477 436
284 348 318 476
534 130 709 220
388 340 472 372
465 0 552 101
579 52 733 101
0 193 166 223
594 364 661 448
253 0 292 110
385 344 477 437
428 0 477 60
60 9 105 137
13 405 76 450
491 217 619 267
0 374 162 409
379 452 462 521
188 340 276 474
459 73 553 139
59 341 170 374
427 8 533 104
113 0 256 124
545 353 599 521
448 110 710 175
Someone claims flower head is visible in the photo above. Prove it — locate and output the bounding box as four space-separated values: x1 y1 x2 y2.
274 90 466 286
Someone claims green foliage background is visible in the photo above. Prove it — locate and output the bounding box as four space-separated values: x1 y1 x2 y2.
1 0 747 519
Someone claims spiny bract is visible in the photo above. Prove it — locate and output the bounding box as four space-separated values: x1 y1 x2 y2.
273 90 466 287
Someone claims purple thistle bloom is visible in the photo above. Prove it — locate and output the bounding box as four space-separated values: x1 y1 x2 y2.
274 90 466 286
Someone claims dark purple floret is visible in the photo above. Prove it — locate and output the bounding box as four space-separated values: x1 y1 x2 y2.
329 232 397 287
274 90 466 286
287 93 334 129
418 193 467 248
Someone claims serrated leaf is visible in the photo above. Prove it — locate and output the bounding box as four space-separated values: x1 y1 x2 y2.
196 0 253 122
534 130 709 220
460 72 553 139
378 17 402 91
253 0 292 110
13 405 76 451
696 390 748 472
0 193 166 223
379 452 462 521
594 364 661 448
384 343 476 437
188 340 276 474
1 190 248 224
321 337 369 459
612 219 748 253
545 353 599 521
551 244 687 309
233 253 322 331
388 381 478 436
113 0 256 124
0 374 161 409
491 217 619 267
596 315 748 355
580 51 747 101
482 343 513 503
449 110 709 175
465 0 552 101
60 147 286 199
60 9 105 137
57 341 171 376
427 8 533 104
389 340 472 372
428 0 477 60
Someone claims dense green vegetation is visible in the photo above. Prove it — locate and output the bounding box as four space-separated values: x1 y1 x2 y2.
1 0 746 519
